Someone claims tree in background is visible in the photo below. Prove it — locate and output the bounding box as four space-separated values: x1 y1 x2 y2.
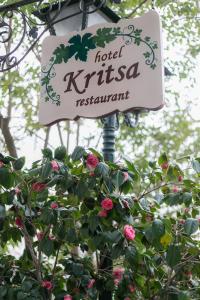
0 0 199 159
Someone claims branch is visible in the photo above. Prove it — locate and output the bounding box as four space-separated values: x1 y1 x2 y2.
127 0 148 18
44 127 51 148
0 115 18 157
51 245 61 281
57 123 64 146
138 182 183 200
22 225 42 282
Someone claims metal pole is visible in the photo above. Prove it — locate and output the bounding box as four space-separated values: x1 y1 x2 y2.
102 114 117 162
99 113 118 300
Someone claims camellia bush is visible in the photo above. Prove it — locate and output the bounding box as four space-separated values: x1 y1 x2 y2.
0 146 199 300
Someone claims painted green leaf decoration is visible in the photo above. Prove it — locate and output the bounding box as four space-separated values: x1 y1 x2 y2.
134 37 141 45
53 44 70 64
134 29 142 36
41 76 49 86
93 28 117 48
68 33 96 62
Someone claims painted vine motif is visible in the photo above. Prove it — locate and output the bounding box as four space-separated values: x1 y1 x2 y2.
41 26 158 106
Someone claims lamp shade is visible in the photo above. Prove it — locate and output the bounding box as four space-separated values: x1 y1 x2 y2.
35 0 120 36
51 3 117 35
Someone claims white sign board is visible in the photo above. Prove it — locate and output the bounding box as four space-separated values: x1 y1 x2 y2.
40 10 164 125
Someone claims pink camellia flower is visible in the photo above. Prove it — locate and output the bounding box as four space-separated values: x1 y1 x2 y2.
87 279 95 289
42 280 53 290
51 160 59 172
15 217 23 229
178 175 183 182
86 154 99 170
14 187 21 195
114 278 120 286
64 295 72 300
101 198 113 211
113 268 124 281
128 284 135 293
98 210 108 217
123 225 135 241
50 202 58 209
172 185 179 193
37 231 44 241
32 182 47 192
122 200 129 209
0 161 4 168
48 234 55 240
179 219 186 225
161 162 169 170
89 172 95 177
184 207 189 213
123 172 129 182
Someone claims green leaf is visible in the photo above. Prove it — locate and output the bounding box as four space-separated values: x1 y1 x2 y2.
54 146 66 160
0 286 7 297
102 230 122 244
192 159 200 174
17 291 28 300
42 148 53 159
166 244 181 268
88 215 99 234
158 153 168 165
88 148 103 160
0 204 6 219
124 158 140 181
182 192 192 205
125 245 138 265
72 262 84 276
40 238 54 256
40 208 57 225
0 167 14 188
184 218 199 235
75 180 88 199
36 189 48 202
152 219 165 239
41 162 52 179
111 243 123 259
112 170 125 188
13 157 25 170
95 162 109 179
71 146 86 161
162 193 181 206
178 292 190 300
66 228 77 243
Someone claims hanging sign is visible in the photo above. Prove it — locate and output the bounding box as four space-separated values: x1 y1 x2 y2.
40 10 164 125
